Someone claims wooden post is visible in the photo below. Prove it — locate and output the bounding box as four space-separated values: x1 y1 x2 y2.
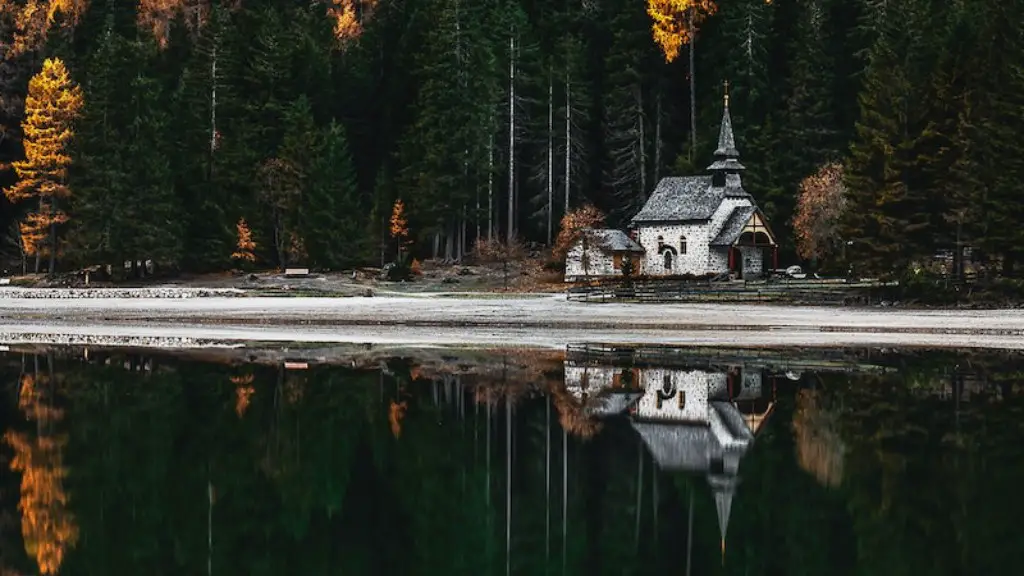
772 246 778 270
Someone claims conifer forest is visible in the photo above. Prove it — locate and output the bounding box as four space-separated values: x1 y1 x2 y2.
0 0 1022 277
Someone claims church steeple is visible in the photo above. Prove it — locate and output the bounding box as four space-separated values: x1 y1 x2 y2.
708 80 746 189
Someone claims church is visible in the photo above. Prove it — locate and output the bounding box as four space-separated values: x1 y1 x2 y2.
564 88 778 282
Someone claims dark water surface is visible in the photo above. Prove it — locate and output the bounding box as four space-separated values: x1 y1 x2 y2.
2 344 1023 575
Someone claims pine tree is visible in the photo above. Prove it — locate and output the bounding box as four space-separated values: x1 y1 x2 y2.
171 4 241 271
842 0 932 275
971 0 1024 272
303 120 361 268
5 57 83 273
603 0 659 223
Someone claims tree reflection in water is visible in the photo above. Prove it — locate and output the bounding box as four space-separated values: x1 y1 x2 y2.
0 344 1022 574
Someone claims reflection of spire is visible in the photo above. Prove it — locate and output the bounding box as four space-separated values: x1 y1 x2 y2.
709 473 738 565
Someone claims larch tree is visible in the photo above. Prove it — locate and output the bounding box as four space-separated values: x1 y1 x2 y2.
792 162 847 264
552 204 605 263
231 217 256 264
646 0 716 161
5 57 82 273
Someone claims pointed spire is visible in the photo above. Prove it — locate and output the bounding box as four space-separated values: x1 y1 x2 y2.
709 473 738 564
707 79 746 187
715 80 739 159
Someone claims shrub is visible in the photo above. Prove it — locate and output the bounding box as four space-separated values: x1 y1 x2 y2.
552 205 606 262
410 258 423 276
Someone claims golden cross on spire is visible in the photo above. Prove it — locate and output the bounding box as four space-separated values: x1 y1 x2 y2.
723 79 730 107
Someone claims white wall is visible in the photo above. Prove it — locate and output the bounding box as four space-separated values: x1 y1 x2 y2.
739 246 764 277
563 363 616 398
565 241 621 281
636 223 710 276
635 369 728 423
709 246 730 274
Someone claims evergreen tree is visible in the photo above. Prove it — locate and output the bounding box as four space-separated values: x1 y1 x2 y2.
602 0 659 223
304 120 362 268
171 4 242 271
842 0 932 275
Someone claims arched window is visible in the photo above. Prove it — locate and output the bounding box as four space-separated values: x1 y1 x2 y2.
680 235 687 254
656 235 664 248
656 374 675 409
663 250 673 271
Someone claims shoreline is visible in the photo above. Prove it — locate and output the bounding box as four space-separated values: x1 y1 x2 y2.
4 322 1024 350
3 291 1024 350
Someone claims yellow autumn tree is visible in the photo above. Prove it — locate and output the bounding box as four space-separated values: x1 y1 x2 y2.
231 217 256 264
326 0 377 47
389 198 410 260
5 57 83 273
4 373 78 575
136 0 242 47
1 0 88 57
647 0 716 159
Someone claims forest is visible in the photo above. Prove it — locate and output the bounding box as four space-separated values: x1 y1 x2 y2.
0 0 1022 277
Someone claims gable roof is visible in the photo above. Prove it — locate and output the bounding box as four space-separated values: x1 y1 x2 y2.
629 176 718 225
583 229 645 253
710 205 757 246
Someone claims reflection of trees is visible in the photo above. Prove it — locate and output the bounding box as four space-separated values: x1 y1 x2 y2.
4 371 78 575
792 389 845 488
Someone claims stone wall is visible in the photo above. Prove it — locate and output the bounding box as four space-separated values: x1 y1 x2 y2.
739 246 764 278
563 363 616 395
709 246 730 274
636 223 710 276
565 242 619 281
635 368 728 423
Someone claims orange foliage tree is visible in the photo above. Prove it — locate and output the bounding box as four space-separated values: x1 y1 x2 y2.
552 204 605 262
1 0 87 58
4 373 78 575
792 162 847 262
389 198 409 259
136 0 242 47
647 0 716 61
4 57 83 273
326 0 377 47
231 217 256 264
647 0 717 159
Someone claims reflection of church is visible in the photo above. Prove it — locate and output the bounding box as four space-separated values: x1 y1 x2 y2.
562 358 776 551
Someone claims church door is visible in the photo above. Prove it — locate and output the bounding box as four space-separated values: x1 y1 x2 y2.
730 247 744 279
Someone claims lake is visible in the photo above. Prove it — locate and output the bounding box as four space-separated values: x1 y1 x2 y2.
1 343 1022 574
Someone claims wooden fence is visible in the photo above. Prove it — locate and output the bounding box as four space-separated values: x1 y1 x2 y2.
566 277 898 304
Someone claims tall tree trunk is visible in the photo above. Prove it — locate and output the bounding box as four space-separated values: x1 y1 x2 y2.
34 198 42 273
507 33 516 243
211 44 217 154
655 92 663 184
688 8 697 161
48 212 56 273
547 69 554 245
488 132 494 241
638 89 647 201
564 72 571 216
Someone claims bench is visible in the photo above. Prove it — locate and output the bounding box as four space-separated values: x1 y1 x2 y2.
284 268 309 278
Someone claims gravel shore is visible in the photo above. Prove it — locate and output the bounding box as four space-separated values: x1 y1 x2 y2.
2 290 1024 349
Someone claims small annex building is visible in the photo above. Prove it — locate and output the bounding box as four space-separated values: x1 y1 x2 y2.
565 89 778 282
564 229 645 282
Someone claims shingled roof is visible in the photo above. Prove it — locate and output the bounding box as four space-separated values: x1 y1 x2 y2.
710 205 757 246
583 229 645 253
629 176 719 224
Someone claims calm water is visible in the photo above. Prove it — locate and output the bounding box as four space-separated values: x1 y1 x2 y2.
1 344 1023 575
